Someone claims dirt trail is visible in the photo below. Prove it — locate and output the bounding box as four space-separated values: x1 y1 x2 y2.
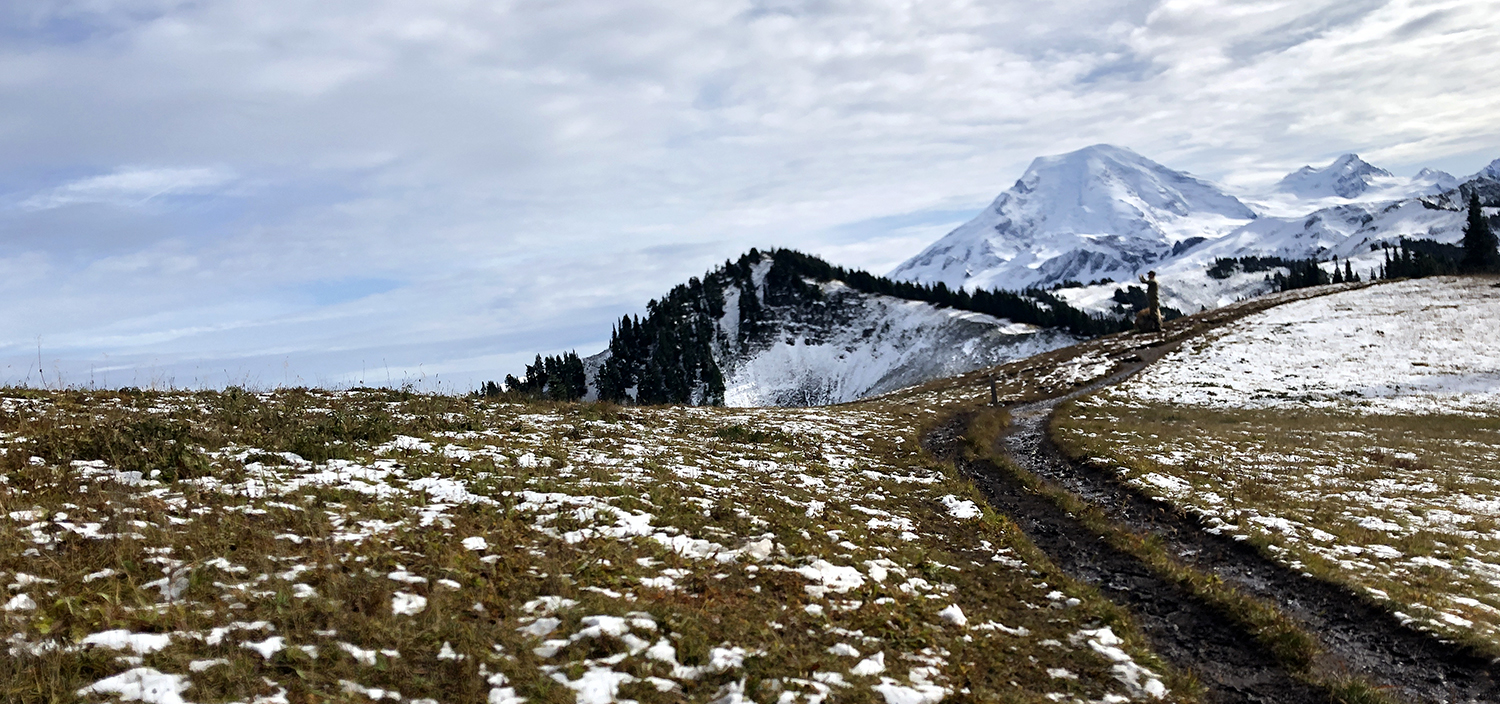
930 314 1500 703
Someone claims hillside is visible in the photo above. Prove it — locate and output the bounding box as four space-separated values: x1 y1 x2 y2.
540 250 1114 407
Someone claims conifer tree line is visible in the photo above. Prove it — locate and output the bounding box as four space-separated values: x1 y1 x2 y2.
593 272 728 406
493 352 587 401
1207 256 1295 279
1375 238 1462 280
1332 257 1357 284
1272 259 1333 291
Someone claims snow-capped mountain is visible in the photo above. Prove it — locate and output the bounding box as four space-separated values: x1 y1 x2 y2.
1268 154 1456 206
1428 158 1500 208
888 145 1257 293
892 145 1492 314
1275 153 1393 199
1413 167 1460 194
584 250 1076 407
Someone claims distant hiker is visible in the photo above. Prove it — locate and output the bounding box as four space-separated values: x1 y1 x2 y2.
1135 271 1163 333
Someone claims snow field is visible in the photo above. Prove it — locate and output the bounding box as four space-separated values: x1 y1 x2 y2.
1112 277 1500 416
1 388 1172 704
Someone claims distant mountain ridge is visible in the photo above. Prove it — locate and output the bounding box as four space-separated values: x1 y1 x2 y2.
888 145 1258 293
1276 153 1393 198
890 145 1499 313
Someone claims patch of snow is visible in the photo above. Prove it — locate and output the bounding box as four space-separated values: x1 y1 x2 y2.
82 630 173 655
937 604 968 628
938 495 981 520
462 536 488 551
552 666 635 704
851 651 886 676
242 636 285 660
1113 278 1500 416
391 592 427 616
3 593 37 611
77 668 191 704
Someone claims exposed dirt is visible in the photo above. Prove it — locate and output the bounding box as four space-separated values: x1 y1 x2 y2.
927 293 1500 703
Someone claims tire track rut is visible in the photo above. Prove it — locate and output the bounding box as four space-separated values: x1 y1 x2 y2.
929 340 1500 703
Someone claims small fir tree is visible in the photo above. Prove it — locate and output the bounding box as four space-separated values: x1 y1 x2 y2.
1461 192 1499 273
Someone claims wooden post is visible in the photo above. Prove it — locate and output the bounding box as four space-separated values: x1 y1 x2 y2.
990 377 998 406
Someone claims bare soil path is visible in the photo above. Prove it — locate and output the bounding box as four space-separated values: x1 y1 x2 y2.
928 295 1500 703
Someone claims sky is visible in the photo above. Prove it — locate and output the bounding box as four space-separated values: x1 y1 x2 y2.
3 0 1500 390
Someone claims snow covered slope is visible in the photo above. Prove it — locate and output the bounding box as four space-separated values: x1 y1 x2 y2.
894 146 1493 315
586 251 1076 407
1113 277 1500 416
717 277 1073 406
888 145 1257 293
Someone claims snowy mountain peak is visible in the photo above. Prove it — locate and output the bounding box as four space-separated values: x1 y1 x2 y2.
1414 167 1456 184
1476 158 1500 182
1275 153 1393 199
888 144 1255 291
1010 144 1255 222
891 145 1495 321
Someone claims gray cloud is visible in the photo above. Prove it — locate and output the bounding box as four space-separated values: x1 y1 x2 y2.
2 0 1498 389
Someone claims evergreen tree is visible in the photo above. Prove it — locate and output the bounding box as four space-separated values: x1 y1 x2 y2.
1461 192 1500 273
1380 237 1459 279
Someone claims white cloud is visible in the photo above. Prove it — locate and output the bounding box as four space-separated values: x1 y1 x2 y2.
21 166 237 209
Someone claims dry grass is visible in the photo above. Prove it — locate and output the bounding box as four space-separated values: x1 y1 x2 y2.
1 387 1189 704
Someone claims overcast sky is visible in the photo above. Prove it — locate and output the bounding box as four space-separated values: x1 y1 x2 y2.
3 0 1499 390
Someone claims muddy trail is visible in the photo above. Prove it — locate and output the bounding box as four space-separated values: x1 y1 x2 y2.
929 355 1500 703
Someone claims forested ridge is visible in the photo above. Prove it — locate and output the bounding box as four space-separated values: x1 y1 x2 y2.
502 248 1121 404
